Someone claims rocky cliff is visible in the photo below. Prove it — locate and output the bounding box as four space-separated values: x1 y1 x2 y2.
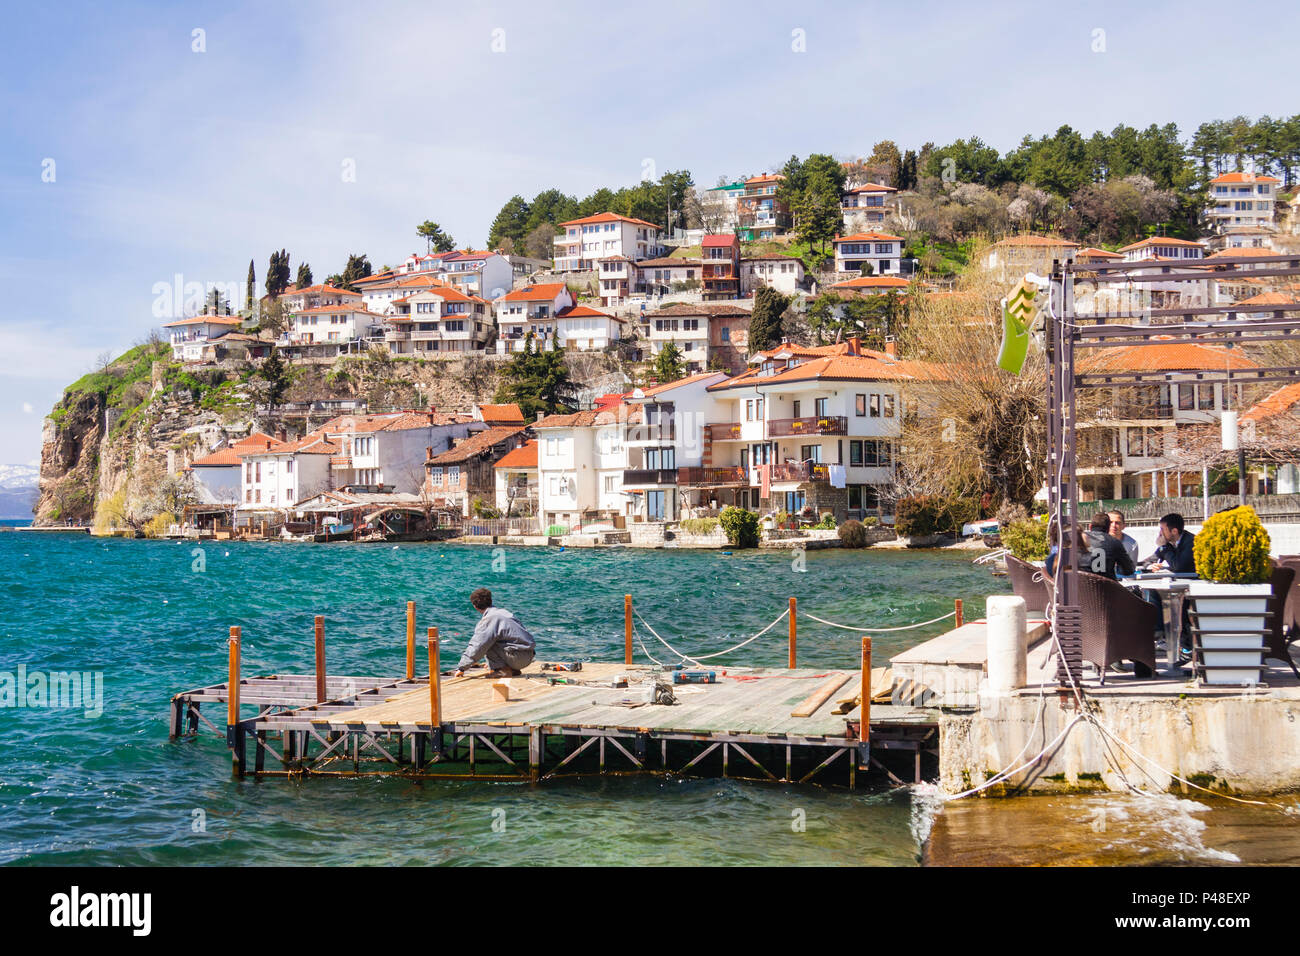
36 344 630 529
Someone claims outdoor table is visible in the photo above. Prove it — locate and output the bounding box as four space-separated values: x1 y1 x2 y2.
1121 573 1195 677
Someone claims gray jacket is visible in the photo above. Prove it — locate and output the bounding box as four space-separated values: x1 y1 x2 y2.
457 606 536 669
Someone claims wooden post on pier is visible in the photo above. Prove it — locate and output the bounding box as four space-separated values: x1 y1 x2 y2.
314 616 327 703
859 637 871 744
406 601 416 680
954 598 964 629
624 594 633 665
788 597 798 668
228 626 244 776
428 627 442 726
227 626 241 726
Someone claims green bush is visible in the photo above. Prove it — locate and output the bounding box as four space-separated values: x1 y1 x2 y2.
861 515 879 527
896 495 977 537
838 518 867 548
1001 517 1048 562
1193 506 1272 584
719 506 759 548
814 513 836 530
680 517 720 535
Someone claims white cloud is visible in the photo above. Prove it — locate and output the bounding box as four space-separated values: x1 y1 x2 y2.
21 402 33 414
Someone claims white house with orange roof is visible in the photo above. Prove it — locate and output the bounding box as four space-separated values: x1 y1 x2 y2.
620 371 731 522
237 431 338 514
1205 171 1280 243
1076 239 1212 316
553 213 665 273
531 407 625 530
827 275 911 295
186 431 280 503
383 285 492 354
356 273 453 316
287 304 386 349
278 284 363 312
699 340 938 520
841 183 898 231
1243 383 1300 494
162 313 244 362
833 232 906 275
555 304 625 352
493 439 539 515
495 282 575 353
1117 237 1205 263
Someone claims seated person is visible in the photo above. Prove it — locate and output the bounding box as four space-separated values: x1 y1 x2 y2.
452 588 537 678
1146 512 1196 575
1083 512 1135 581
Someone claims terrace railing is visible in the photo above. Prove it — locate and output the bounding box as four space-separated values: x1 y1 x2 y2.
677 466 747 486
767 416 848 437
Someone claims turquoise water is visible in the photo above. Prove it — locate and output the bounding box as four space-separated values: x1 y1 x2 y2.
1 533 1291 866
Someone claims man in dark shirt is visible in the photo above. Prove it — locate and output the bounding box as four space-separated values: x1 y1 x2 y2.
1151 512 1196 574
1083 512 1135 580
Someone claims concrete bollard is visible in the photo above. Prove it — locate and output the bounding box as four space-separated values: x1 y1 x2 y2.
986 595 1028 693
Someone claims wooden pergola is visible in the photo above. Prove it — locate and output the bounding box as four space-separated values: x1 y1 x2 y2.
1045 252 1300 686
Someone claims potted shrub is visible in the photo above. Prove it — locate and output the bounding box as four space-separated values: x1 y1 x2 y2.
1187 506 1273 686
775 509 791 530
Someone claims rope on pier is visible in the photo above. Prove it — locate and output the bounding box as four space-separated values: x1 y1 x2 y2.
632 605 791 665
801 609 957 633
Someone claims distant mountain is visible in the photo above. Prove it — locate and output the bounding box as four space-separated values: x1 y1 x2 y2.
0 464 39 519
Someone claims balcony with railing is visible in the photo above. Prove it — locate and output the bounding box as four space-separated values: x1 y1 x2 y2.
1098 402 1175 421
760 462 831 483
622 468 678 487
678 466 747 486
767 415 848 437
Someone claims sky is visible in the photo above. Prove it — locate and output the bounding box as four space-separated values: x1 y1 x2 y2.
2 0 1297 468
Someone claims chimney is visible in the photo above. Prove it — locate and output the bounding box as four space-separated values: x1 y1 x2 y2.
884 339 897 358
426 445 433 460
847 336 861 356
276 428 287 443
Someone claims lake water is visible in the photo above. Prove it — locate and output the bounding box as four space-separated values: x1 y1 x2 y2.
1 531 1295 866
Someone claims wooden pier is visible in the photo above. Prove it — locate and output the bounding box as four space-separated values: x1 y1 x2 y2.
169 603 942 788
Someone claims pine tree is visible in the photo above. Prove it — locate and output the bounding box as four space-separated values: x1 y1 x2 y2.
749 287 791 353
257 347 292 407
264 249 291 298
493 335 578 419
652 339 686 383
416 221 455 253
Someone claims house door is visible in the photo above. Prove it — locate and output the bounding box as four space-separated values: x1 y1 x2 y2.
646 491 666 520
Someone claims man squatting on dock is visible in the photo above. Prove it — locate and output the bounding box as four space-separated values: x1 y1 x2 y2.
452 588 538 678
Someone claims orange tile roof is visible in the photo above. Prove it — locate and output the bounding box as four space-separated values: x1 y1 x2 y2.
321 412 464 434
477 403 526 425
501 282 569 303
845 183 898 194
1117 237 1205 252
711 353 944 390
190 432 281 467
555 304 618 320
162 314 243 328
240 432 341 457
1075 247 1123 259
429 426 526 465
281 284 358 298
1082 342 1258 374
558 212 662 230
494 440 538 469
1209 172 1281 185
1235 291 1300 306
745 174 784 185
1204 248 1290 260
835 232 904 243
1243 383 1300 422
638 371 728 397
829 275 911 290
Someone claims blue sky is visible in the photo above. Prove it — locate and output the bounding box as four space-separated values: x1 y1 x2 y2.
2 0 1296 467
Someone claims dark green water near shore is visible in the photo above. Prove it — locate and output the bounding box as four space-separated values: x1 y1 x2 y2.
0 532 1294 865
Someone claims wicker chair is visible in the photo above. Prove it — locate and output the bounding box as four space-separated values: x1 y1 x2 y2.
1266 562 1299 678
1004 555 1051 615
1077 571 1158 684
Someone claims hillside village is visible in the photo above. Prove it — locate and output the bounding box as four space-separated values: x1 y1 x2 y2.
36 123 1300 543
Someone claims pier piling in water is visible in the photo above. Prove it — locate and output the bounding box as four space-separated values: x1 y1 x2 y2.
788 597 797 668
624 594 632 665
314 616 327 703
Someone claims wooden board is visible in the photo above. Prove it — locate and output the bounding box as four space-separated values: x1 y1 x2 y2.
790 672 852 718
